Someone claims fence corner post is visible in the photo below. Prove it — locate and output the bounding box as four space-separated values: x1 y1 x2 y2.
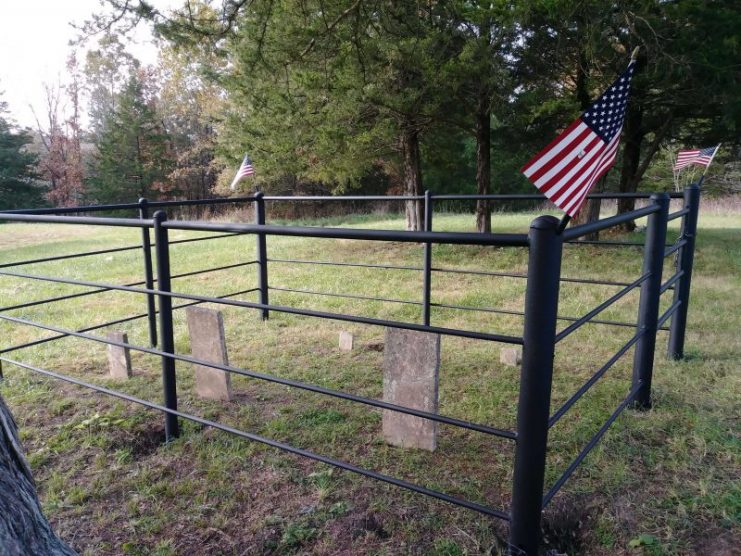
422 190 433 326
254 192 269 320
632 193 670 409
138 197 157 347
509 215 562 556
668 184 700 360
153 210 179 441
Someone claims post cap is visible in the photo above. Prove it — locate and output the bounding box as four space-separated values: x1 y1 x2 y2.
529 215 560 231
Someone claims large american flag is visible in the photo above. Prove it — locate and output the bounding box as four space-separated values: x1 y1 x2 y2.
230 153 255 190
521 61 636 217
673 145 720 171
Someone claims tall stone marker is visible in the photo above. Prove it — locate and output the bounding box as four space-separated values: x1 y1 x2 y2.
185 307 232 401
382 328 440 451
106 331 132 379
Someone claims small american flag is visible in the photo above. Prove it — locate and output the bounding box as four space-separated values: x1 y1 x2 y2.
673 145 720 171
230 154 255 190
521 60 636 217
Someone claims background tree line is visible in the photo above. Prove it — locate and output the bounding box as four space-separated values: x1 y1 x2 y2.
2 0 738 230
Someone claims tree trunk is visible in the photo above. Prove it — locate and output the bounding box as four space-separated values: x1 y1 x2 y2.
475 96 492 234
401 127 424 231
617 102 644 231
474 18 493 235
571 179 604 240
0 393 77 555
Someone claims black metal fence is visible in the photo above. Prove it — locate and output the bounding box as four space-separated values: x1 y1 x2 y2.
0 186 702 555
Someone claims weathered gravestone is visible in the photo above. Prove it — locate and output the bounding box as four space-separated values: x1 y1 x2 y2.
338 331 354 352
382 328 440 451
106 331 132 379
185 307 232 401
499 347 522 367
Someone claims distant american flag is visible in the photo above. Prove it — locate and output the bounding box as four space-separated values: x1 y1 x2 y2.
521 61 636 217
673 145 720 171
230 154 255 190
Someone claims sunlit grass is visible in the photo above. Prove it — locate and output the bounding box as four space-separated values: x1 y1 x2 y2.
0 207 738 555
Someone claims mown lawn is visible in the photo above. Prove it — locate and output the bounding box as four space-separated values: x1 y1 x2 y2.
0 206 738 555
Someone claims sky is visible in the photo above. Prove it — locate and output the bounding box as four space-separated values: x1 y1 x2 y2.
0 0 176 129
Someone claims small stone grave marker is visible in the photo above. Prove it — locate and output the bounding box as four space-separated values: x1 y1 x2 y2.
185 307 232 401
500 347 522 367
106 331 132 379
339 331 354 352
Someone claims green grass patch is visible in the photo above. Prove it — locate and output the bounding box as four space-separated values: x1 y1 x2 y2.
0 208 738 555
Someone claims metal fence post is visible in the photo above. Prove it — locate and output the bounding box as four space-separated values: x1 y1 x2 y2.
422 190 433 326
153 210 179 440
255 192 269 320
632 193 669 409
138 198 157 347
509 215 562 556
668 184 700 360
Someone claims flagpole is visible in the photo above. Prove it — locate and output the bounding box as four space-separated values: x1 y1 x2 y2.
556 214 571 234
702 143 722 177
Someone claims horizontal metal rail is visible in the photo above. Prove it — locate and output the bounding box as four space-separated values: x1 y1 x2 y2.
0 356 510 520
269 257 422 273
269 284 650 331
270 286 421 307
555 273 649 343
548 330 646 428
0 202 143 215
432 192 684 201
431 300 646 330
542 383 642 508
1 191 685 216
564 239 644 247
170 261 257 280
433 266 635 288
271 257 636 288
0 261 257 312
147 196 257 208
0 244 142 269
0 196 259 215
657 300 682 329
664 239 687 258
0 269 524 344
263 195 423 201
659 270 684 295
0 277 147 312
667 207 690 221
0 288 259 355
0 313 517 440
562 204 659 241
163 221 530 247
169 233 244 245
0 213 151 227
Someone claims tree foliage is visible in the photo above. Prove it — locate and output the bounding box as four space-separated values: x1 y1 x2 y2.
86 67 175 204
0 95 43 210
62 0 741 222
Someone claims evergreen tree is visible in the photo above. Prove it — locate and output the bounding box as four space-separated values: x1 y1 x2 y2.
0 96 43 210
86 72 175 204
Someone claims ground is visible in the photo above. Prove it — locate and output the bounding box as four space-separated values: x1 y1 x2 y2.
0 205 738 555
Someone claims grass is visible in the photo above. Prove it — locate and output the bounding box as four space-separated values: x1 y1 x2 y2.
0 205 739 555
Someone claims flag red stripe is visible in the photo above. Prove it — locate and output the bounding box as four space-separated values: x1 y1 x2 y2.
549 138 610 207
527 124 595 184
521 120 586 177
539 133 603 196
561 134 621 215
